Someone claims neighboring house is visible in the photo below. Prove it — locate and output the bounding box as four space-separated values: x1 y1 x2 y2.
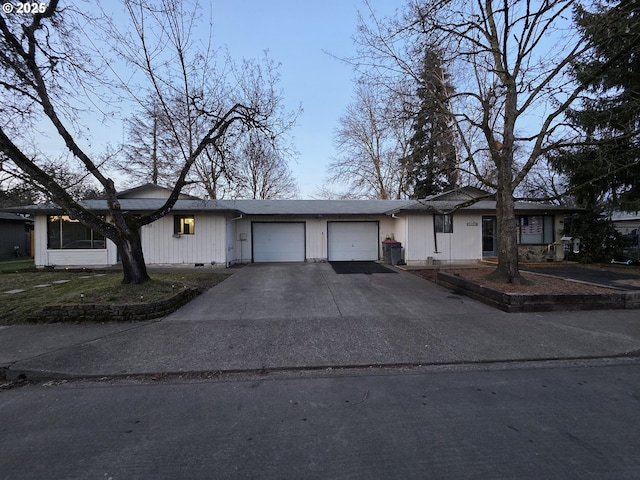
3 184 576 268
612 212 640 236
612 211 640 249
0 212 33 259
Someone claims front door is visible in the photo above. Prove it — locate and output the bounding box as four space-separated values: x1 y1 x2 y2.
482 216 497 258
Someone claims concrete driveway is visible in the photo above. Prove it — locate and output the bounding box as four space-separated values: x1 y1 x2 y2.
6 262 640 380
166 262 496 321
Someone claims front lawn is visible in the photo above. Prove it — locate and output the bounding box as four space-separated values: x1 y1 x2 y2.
0 258 36 274
0 267 231 324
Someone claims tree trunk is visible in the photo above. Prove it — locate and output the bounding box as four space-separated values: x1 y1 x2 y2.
115 225 150 285
493 186 520 282
488 77 531 285
491 182 531 284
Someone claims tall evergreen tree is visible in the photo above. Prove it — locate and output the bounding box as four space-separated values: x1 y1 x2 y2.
552 0 640 211
404 48 458 198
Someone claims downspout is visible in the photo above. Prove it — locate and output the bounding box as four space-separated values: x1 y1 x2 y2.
433 214 438 254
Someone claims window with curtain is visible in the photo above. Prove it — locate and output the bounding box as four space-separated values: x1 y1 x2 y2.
517 215 554 244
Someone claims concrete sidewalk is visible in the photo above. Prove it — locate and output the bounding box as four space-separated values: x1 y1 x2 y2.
2 263 640 381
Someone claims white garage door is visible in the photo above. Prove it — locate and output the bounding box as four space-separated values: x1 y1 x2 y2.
252 222 305 262
328 222 379 261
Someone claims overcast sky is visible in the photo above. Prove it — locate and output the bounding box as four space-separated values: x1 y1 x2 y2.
208 0 402 198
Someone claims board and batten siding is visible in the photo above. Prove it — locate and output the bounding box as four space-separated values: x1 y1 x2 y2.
405 213 482 266
141 214 226 266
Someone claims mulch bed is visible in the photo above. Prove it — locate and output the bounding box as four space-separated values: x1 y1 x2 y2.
410 267 617 295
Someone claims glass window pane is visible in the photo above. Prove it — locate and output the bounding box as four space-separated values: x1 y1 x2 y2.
47 216 62 249
434 215 453 233
520 216 543 244
47 215 106 249
62 216 92 248
174 215 195 235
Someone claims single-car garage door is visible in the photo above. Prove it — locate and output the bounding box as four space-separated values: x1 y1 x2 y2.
328 221 379 261
252 222 305 262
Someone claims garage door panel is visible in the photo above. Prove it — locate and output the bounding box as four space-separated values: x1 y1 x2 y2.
253 222 305 262
328 222 379 261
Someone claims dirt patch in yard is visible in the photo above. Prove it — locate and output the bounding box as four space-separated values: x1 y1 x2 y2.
410 267 618 295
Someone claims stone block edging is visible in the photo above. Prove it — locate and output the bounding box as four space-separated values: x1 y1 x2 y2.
436 271 640 313
27 287 200 323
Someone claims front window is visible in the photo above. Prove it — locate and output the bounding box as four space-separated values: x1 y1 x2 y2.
47 215 106 249
174 215 195 235
434 214 453 233
517 215 554 244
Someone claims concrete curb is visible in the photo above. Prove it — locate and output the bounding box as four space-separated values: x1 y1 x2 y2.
6 353 640 383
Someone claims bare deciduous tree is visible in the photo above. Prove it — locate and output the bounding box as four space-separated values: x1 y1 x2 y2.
116 51 299 200
353 0 640 282
0 0 295 283
233 132 298 199
327 82 410 199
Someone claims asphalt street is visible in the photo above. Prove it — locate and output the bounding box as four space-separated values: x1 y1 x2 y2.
2 263 640 479
1 359 639 479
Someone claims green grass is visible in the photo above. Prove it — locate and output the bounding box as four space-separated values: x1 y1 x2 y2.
0 268 231 324
0 258 36 274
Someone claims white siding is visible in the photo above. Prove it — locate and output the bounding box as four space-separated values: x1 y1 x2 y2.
34 215 47 267
380 217 405 245
225 217 238 266
406 215 431 266
140 214 226 266
230 218 252 264
33 209 486 268
405 213 482 266
46 249 110 267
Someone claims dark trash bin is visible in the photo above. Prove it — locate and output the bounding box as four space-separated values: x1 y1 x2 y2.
382 239 403 265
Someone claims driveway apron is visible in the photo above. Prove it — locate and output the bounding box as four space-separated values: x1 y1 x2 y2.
165 263 495 322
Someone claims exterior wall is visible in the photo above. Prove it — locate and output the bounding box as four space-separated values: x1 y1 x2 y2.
518 215 566 262
0 219 30 258
140 214 226 266
45 248 111 267
34 215 117 268
225 216 239 266
405 213 482 266
228 215 407 263
34 214 227 268
34 210 575 268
